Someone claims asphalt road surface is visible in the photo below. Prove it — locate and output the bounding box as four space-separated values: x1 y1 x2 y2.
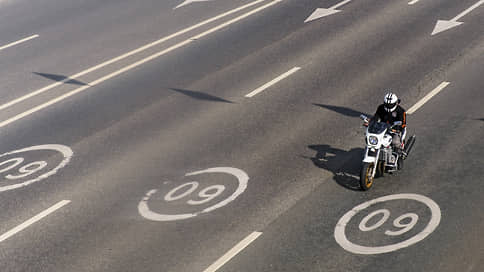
0 0 483 271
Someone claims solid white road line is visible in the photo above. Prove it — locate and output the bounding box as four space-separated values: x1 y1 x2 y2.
0 35 39 52
453 0 484 21
245 67 300 97
0 200 70 243
331 0 352 9
408 0 420 5
203 232 262 272
407 81 450 114
0 0 268 112
175 0 213 9
0 0 282 128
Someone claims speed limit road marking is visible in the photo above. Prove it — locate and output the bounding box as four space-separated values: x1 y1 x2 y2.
334 194 441 254
138 167 249 221
0 144 73 192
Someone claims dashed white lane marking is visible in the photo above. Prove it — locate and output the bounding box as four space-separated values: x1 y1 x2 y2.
0 0 268 112
408 0 420 5
0 200 70 243
245 67 301 98
0 0 282 128
0 35 39 52
203 231 262 272
407 81 450 114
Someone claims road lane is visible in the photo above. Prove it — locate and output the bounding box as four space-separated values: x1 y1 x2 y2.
0 0 285 129
1 0 481 121
219 43 484 272
0 0 265 103
0 0 268 112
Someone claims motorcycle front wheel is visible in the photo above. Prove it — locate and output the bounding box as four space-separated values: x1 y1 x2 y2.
360 162 374 191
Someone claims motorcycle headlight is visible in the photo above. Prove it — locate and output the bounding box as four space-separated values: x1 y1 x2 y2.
369 136 378 145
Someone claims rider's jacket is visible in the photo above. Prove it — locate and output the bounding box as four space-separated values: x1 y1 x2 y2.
374 104 406 131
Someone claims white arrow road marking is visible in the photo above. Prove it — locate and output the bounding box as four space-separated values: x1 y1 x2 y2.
305 0 352 23
431 0 483 35
203 232 262 272
174 0 213 9
408 0 420 5
407 81 450 114
0 34 38 52
0 200 70 243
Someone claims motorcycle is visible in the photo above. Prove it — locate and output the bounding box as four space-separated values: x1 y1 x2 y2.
359 114 415 190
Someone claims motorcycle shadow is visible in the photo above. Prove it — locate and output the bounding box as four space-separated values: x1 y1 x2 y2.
306 145 364 191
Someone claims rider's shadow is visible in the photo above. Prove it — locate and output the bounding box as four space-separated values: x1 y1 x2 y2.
305 145 364 191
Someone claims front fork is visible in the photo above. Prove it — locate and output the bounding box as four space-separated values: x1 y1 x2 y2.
363 147 381 179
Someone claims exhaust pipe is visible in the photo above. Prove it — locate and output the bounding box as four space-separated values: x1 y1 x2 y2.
403 135 416 159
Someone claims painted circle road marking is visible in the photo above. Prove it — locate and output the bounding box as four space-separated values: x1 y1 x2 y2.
334 194 441 254
0 145 73 192
138 167 248 221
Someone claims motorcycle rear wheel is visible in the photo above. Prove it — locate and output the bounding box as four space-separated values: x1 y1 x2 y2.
360 162 374 191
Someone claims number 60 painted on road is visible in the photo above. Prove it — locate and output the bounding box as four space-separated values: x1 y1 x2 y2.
334 194 441 254
164 181 226 205
0 145 73 192
138 167 248 221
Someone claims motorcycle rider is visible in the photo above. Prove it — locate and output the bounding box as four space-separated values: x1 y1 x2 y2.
368 92 407 154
